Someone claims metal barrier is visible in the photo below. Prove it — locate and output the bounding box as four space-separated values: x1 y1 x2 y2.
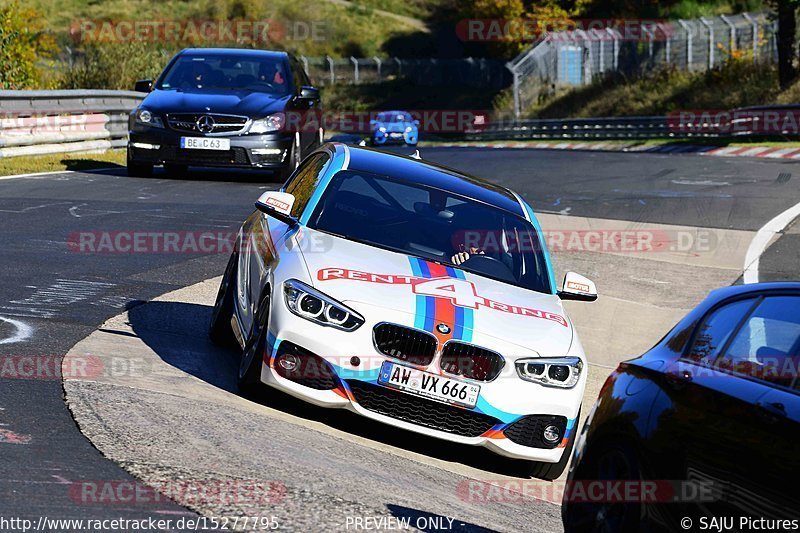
0 89 790 158
507 11 778 117
0 90 143 158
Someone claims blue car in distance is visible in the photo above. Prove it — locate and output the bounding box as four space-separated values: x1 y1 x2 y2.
370 111 419 146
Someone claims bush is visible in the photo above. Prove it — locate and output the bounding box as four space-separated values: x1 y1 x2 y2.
0 1 56 89
58 42 172 91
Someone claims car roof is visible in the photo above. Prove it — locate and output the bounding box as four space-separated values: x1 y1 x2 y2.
332 143 526 217
708 282 800 302
179 48 289 61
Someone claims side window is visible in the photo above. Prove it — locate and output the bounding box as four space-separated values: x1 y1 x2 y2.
685 299 756 365
284 153 330 218
716 296 800 388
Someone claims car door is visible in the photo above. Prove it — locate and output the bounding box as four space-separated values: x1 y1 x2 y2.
654 296 767 523
658 293 800 523
237 152 331 338
711 295 800 518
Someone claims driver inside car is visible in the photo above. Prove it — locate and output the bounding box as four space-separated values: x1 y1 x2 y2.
451 245 484 266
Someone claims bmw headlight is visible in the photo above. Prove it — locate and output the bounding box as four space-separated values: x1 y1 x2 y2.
249 114 285 134
283 280 364 331
378 126 387 133
405 126 413 132
515 357 583 388
135 108 164 128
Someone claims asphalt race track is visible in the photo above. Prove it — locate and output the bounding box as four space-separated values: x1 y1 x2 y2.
1 147 798 531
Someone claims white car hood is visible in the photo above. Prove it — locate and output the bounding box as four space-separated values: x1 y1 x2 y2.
295 228 573 356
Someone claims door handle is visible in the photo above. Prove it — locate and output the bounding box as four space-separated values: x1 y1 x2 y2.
756 401 787 421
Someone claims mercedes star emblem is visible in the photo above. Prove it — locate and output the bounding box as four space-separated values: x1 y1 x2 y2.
196 115 215 133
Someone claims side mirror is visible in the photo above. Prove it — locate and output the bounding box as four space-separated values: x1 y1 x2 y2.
369 119 377 126
298 86 319 100
558 272 597 302
255 191 298 226
134 79 153 93
413 120 420 126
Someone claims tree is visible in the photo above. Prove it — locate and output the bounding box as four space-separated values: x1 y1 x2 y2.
771 0 800 88
0 1 54 89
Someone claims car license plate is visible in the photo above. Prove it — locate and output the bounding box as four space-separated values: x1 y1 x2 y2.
180 137 230 150
378 361 480 408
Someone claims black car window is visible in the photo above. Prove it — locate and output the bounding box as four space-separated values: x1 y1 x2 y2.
284 153 330 218
716 296 800 388
685 299 756 365
308 170 552 294
157 55 291 95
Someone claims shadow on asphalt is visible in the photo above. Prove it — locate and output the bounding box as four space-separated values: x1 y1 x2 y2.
128 299 539 479
84 164 286 183
386 504 496 532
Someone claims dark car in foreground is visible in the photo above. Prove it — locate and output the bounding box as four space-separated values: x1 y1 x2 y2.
563 282 799 532
128 48 322 179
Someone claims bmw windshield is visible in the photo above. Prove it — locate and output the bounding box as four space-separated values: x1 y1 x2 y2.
157 55 291 96
307 170 552 294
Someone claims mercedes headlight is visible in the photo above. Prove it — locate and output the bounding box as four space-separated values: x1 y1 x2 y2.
515 357 583 388
135 108 164 128
283 280 364 331
249 114 285 134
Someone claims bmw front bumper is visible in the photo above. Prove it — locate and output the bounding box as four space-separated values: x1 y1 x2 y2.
255 298 584 463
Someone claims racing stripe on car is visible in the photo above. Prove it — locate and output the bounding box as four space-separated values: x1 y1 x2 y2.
425 262 456 344
446 266 474 343
408 257 434 332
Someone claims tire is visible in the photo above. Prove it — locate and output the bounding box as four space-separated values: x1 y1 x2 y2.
277 134 300 182
524 408 579 481
237 293 271 397
209 252 238 347
562 439 643 533
164 163 188 176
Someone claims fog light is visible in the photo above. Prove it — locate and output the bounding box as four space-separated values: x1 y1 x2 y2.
131 142 160 150
252 148 284 155
278 353 299 371
543 425 561 443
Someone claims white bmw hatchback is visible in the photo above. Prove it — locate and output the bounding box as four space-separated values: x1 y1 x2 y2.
210 143 597 479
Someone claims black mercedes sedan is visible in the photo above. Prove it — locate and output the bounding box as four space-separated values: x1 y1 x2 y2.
127 48 323 179
563 282 799 532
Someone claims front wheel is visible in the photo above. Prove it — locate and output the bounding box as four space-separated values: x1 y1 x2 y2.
278 135 300 182
238 294 270 397
209 252 238 347
562 439 643 533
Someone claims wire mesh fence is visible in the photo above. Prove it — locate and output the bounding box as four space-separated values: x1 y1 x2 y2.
300 56 511 89
508 11 778 117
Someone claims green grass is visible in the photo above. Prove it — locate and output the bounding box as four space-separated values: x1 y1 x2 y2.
0 150 125 176
522 60 786 119
28 0 423 57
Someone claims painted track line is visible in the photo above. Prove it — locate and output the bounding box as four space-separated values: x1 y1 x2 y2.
743 201 800 283
0 168 122 181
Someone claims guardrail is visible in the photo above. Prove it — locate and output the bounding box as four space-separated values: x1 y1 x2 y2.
466 115 760 141
0 90 143 158
0 89 789 158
